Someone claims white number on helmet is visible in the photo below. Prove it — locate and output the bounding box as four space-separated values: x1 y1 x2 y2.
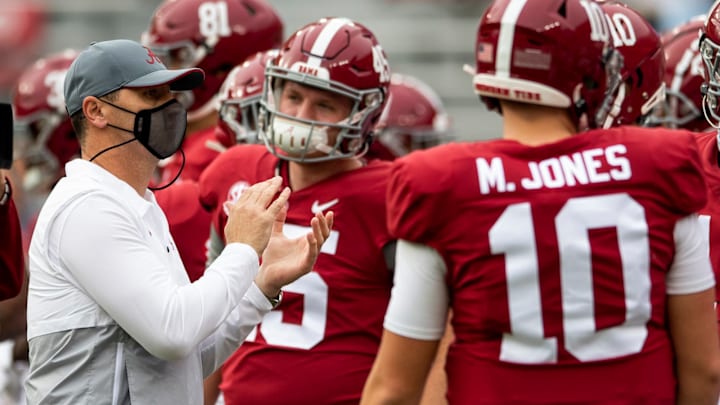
45 70 67 111
198 1 231 42
606 13 637 47
581 0 610 43
371 45 390 83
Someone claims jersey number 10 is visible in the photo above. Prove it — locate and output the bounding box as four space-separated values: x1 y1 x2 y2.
491 193 651 364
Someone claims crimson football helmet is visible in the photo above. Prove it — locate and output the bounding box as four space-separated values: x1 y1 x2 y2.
141 0 283 121
216 49 279 145
700 4 720 128
472 0 623 129
599 1 665 128
12 49 80 189
374 73 452 157
650 16 707 131
259 17 391 163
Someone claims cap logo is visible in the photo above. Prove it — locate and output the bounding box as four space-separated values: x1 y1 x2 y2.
144 47 163 65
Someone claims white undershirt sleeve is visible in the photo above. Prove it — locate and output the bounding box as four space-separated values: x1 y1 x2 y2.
666 214 716 295
56 193 260 360
383 239 449 340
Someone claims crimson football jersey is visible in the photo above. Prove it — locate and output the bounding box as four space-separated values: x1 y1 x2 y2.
692 131 720 320
198 144 394 405
388 127 707 404
154 179 211 282
158 126 230 184
1 191 25 300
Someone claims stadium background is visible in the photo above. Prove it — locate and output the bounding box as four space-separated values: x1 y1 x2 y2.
0 0 712 142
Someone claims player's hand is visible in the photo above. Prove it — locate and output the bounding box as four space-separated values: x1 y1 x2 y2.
255 207 334 298
223 176 290 256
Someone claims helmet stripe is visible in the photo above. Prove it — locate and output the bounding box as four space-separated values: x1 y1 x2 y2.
307 18 354 68
497 0 528 78
672 47 696 93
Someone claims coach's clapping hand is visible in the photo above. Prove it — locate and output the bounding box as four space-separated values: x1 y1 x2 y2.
223 176 290 257
256 205 334 299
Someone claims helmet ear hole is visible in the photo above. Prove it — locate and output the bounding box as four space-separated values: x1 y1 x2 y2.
634 69 643 89
557 1 567 17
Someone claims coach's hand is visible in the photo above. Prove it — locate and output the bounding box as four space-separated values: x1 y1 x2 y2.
224 176 290 257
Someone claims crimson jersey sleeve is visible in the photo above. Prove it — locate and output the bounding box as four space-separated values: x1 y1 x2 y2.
387 127 707 405
0 188 25 300
693 131 720 322
154 180 212 282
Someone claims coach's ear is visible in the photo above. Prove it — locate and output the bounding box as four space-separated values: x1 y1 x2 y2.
82 96 109 129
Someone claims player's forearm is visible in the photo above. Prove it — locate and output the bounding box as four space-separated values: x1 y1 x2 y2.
676 369 720 405
361 382 423 405
669 289 720 405
361 331 439 405
202 368 222 405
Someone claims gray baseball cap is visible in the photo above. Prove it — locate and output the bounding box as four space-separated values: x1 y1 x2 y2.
64 39 204 116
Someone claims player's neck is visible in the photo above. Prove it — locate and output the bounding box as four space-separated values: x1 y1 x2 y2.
501 102 577 146
287 158 364 191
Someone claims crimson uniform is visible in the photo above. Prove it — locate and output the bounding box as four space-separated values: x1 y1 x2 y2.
158 127 228 184
153 179 211 282
693 131 720 321
0 186 25 300
155 128 228 280
199 144 393 404
387 127 707 404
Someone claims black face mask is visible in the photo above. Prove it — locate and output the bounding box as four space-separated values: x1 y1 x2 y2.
102 98 187 159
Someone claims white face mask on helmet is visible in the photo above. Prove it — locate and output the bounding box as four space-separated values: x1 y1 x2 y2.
270 116 333 156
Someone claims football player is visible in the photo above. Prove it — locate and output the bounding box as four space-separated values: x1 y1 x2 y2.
361 0 720 404
652 13 720 331
12 49 80 222
198 17 395 405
